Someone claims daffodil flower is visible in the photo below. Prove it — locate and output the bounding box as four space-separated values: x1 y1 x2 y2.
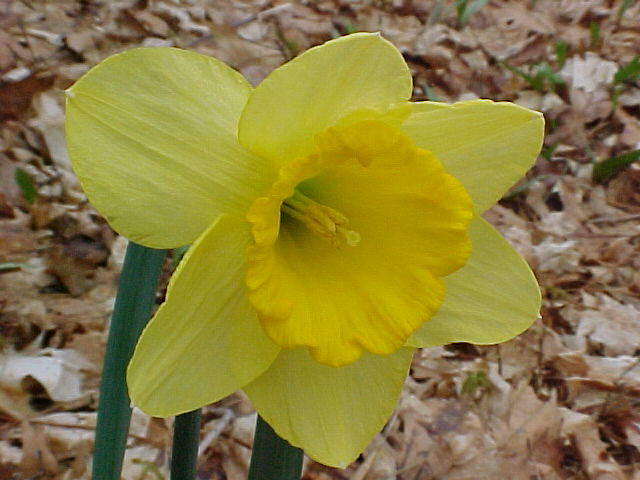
65 33 543 467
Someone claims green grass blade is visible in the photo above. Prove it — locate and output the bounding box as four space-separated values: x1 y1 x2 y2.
171 409 202 480
592 149 640 183
614 56 640 84
93 242 166 480
555 40 568 67
459 0 488 26
248 415 304 480
14 168 37 204
617 0 635 19
589 21 601 46
0 262 28 271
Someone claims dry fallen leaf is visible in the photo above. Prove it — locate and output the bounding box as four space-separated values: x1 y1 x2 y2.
0 341 91 419
2 0 640 477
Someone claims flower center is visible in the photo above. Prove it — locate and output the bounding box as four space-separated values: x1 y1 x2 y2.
245 119 473 366
281 189 360 247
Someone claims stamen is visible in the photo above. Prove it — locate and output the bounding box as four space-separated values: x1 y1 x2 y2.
282 189 360 247
337 226 361 247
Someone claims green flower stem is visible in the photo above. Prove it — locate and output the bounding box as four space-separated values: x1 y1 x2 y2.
248 415 304 480
93 242 166 480
171 409 202 480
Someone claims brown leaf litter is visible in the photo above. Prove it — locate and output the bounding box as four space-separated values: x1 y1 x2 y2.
1 0 639 478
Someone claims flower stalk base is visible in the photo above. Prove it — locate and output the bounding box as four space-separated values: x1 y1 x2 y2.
171 409 203 480
248 415 304 480
92 243 166 480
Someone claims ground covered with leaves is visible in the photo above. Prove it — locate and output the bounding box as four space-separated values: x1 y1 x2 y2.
1 0 639 478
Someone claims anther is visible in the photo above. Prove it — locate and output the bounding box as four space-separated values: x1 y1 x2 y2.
282 189 360 247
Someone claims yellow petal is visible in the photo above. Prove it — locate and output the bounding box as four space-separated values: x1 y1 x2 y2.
246 121 472 366
409 100 450 113
244 347 414 468
65 47 274 248
407 215 541 347
402 100 544 212
238 33 412 166
127 215 280 417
